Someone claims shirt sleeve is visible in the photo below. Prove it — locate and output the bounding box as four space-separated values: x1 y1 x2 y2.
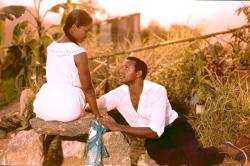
72 48 85 55
97 88 120 112
71 45 86 56
148 87 169 137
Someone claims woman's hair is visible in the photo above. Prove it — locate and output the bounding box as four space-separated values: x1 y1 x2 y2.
63 9 93 44
127 56 148 79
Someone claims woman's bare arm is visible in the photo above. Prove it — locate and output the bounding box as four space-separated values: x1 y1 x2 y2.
74 52 100 118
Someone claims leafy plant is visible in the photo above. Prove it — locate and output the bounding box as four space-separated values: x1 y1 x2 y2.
16 93 35 131
0 0 108 91
189 73 250 146
239 45 250 66
0 78 18 107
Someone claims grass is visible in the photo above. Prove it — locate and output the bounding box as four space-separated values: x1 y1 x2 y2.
85 27 250 150
189 71 250 147
0 21 249 165
84 26 250 166
85 28 200 96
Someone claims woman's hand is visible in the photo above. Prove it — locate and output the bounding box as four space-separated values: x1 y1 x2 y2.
86 103 108 117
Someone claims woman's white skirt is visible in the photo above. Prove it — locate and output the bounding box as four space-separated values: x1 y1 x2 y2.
33 82 85 122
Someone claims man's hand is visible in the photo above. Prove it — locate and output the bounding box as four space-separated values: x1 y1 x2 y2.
99 115 158 139
99 109 109 117
98 116 121 131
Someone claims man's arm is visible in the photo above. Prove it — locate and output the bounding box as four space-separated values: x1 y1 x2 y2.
85 88 120 115
99 116 158 139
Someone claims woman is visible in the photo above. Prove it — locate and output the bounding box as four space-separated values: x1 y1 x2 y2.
33 9 101 121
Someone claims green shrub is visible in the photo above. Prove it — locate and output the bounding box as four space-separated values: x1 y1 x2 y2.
239 45 250 66
189 74 250 146
152 40 250 147
152 47 207 114
0 78 18 107
17 92 35 131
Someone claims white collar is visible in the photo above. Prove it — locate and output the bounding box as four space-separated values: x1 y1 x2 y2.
141 80 152 97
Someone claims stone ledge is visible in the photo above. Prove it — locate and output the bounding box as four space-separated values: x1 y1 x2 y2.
30 113 95 137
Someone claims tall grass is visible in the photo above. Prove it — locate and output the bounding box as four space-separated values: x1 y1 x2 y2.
189 71 250 146
85 25 203 96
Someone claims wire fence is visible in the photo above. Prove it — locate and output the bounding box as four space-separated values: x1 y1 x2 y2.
24 25 250 94
88 24 250 95
89 25 250 60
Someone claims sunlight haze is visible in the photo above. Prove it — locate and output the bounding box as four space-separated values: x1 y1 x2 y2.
1 0 249 33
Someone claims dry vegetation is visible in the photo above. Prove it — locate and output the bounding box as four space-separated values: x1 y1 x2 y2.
84 22 250 165
0 4 249 165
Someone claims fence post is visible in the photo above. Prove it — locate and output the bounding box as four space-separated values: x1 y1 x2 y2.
104 57 110 93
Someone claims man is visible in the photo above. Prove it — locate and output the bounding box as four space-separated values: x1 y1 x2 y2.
96 56 248 166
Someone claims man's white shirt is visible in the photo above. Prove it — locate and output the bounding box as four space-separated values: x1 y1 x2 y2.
97 80 178 137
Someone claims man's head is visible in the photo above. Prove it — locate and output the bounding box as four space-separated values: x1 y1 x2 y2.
119 56 148 84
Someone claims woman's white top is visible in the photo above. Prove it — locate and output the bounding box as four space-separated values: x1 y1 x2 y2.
33 42 86 122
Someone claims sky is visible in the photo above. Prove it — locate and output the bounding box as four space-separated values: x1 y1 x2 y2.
1 0 250 34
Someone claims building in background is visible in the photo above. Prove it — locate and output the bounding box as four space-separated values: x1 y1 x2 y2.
92 13 140 48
